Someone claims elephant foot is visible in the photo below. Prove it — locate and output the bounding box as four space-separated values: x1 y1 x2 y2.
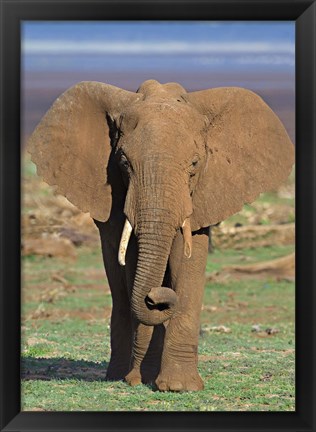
156 366 204 392
125 368 142 386
106 362 130 381
125 366 159 386
106 371 126 381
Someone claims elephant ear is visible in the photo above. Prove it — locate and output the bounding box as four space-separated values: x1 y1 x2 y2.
28 81 138 222
187 87 295 230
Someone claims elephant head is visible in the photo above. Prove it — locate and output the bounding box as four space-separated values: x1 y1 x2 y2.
28 79 294 326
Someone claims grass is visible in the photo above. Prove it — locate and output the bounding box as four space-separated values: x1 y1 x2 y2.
21 244 295 412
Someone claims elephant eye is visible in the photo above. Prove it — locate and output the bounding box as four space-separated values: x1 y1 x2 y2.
189 156 200 178
119 154 130 170
191 156 200 168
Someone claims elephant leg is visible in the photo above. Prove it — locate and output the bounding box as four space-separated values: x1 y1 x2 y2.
106 281 133 380
124 240 167 386
97 222 133 381
156 227 209 392
125 322 165 386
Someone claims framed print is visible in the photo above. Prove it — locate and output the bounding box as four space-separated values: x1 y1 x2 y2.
0 1 315 431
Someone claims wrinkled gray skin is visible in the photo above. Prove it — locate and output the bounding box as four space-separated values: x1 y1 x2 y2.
28 79 294 391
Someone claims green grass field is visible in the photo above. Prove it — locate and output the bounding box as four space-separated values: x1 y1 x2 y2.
21 244 295 411
21 155 295 411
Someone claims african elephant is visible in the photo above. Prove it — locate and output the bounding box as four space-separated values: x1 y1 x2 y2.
28 79 294 391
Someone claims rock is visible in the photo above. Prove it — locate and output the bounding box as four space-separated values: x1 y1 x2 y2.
22 235 76 259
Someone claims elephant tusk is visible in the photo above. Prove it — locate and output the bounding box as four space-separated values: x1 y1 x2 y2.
118 218 133 266
182 218 192 259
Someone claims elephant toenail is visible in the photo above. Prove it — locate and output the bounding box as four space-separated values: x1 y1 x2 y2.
187 383 200 391
158 381 168 391
170 381 183 391
130 378 141 386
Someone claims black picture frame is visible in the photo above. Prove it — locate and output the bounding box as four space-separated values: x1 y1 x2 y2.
0 1 315 431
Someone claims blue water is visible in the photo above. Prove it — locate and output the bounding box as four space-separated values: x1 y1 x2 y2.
22 21 295 74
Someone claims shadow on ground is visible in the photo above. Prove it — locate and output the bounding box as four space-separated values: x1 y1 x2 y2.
21 357 109 381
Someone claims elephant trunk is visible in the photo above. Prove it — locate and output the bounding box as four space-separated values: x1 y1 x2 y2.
131 221 178 326
123 161 192 326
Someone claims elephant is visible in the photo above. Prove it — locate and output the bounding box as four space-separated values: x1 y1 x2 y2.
28 79 294 391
